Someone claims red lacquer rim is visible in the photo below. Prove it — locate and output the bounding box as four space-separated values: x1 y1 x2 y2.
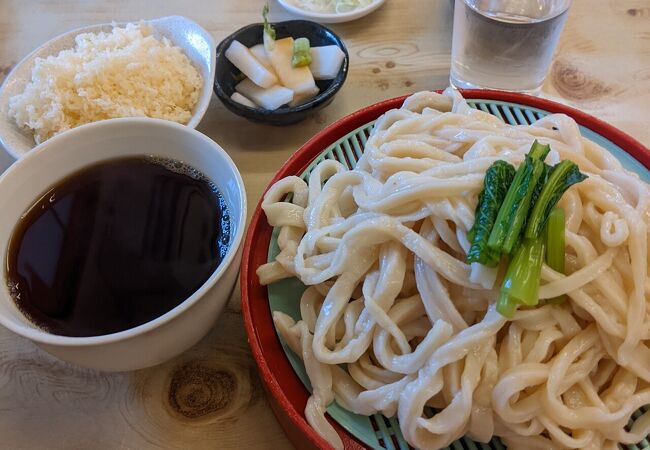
240 89 650 450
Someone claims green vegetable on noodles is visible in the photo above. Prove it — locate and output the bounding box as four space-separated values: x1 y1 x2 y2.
487 140 549 255
530 161 550 205
262 4 276 51
496 291 518 319
525 160 588 239
292 37 312 68
528 140 551 160
505 238 546 304
545 208 567 304
467 160 516 267
465 140 586 318
496 207 571 317
497 236 546 318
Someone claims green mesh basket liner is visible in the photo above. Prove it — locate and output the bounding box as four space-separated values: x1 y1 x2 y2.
267 99 650 449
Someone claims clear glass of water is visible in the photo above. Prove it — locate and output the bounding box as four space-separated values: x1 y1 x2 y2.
450 0 571 95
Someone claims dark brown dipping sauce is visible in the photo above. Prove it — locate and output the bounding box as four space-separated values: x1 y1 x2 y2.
6 156 230 337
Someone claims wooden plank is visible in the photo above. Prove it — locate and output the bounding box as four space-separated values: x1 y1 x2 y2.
0 0 649 449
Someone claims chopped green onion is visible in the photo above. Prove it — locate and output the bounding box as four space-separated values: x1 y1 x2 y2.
292 37 312 68
545 208 566 304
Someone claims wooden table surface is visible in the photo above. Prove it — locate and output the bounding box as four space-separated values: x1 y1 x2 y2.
0 0 649 448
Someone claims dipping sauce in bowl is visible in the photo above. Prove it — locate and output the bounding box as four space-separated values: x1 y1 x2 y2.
6 156 230 337
0 117 246 371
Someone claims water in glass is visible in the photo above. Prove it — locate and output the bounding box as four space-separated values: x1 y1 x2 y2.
450 0 571 94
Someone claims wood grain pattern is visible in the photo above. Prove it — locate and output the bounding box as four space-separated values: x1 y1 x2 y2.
0 0 649 448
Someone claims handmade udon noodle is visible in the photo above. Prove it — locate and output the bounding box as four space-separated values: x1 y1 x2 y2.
257 89 650 450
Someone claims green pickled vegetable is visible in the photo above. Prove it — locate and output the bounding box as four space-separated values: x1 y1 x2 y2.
292 37 312 67
467 160 516 266
545 208 566 304
487 142 549 255
525 160 587 239
262 4 276 51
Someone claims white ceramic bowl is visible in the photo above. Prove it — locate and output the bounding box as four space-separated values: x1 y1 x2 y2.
0 118 246 371
277 0 386 23
0 15 216 159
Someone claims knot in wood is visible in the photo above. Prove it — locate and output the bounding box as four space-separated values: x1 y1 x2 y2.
168 362 236 419
626 8 650 17
551 59 612 101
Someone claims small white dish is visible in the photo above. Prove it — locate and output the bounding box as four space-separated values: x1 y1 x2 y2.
0 15 216 159
0 118 246 371
277 0 386 23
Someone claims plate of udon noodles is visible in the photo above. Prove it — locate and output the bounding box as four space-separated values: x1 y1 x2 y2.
241 88 650 450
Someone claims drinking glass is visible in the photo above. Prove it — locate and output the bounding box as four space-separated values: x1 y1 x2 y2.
450 0 571 95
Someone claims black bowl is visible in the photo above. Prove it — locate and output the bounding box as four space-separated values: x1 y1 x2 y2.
214 20 349 126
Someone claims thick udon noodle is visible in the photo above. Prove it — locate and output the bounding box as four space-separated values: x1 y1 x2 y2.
257 89 650 450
